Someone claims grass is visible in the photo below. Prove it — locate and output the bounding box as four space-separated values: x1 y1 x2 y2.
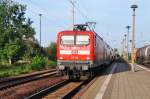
0 61 57 78
46 61 57 69
0 64 32 77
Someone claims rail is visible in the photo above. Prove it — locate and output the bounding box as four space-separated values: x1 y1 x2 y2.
0 70 57 90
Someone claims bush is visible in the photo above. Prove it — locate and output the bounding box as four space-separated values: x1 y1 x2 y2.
0 64 33 77
0 72 9 77
0 56 57 78
46 42 57 61
31 56 46 70
21 65 32 73
47 61 56 68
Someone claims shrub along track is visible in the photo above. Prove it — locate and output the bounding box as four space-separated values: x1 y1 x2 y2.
0 69 56 90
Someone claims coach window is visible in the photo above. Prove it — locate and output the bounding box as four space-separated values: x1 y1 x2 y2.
76 35 90 45
61 35 74 45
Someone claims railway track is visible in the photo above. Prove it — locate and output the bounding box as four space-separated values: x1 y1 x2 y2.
25 64 111 99
0 69 57 90
26 78 93 99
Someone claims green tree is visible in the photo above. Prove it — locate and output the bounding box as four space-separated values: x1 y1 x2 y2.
0 0 35 64
46 42 57 61
23 38 46 60
4 39 23 64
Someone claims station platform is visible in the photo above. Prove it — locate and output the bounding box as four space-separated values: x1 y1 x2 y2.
81 61 150 99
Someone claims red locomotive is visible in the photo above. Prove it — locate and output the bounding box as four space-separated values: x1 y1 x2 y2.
57 24 113 79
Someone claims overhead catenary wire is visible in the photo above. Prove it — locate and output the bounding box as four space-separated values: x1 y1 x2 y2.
68 0 91 23
28 0 92 29
13 0 67 46
75 0 92 21
26 0 66 28
21 0 95 30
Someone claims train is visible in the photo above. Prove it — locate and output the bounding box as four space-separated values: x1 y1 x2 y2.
136 45 150 65
57 24 114 79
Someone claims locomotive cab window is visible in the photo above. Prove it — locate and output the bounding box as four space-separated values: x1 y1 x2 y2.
61 35 74 45
76 35 90 45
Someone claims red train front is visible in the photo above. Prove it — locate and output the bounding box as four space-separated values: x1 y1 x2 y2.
57 24 113 79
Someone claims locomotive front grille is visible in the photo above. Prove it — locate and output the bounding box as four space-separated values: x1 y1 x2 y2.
57 60 93 70
58 60 90 66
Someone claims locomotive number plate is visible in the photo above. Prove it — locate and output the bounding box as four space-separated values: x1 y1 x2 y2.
72 50 78 54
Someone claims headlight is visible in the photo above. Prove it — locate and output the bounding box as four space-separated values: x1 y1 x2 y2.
60 57 63 60
82 65 88 70
58 65 65 70
86 57 90 60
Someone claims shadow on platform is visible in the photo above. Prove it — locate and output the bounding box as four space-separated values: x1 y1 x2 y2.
95 58 130 77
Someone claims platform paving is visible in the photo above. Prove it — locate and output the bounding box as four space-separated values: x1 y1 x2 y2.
81 62 150 99
103 62 150 99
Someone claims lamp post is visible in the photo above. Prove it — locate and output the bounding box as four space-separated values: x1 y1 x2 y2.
131 4 138 72
126 26 131 60
121 40 124 57
39 13 42 46
124 34 127 59
122 38 125 58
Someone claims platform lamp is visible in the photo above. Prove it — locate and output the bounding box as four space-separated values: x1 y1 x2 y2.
39 13 42 46
124 34 127 60
131 4 138 72
126 26 131 61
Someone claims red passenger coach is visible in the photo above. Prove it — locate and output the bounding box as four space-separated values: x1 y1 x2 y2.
57 24 113 79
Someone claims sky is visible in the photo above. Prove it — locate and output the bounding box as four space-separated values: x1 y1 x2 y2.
13 0 150 50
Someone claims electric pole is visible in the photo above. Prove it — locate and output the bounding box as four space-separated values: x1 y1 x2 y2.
39 13 42 46
70 0 75 30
